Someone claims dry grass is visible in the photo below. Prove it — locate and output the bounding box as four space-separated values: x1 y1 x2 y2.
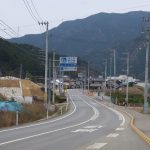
21 80 44 101
0 79 44 101
21 80 32 96
120 86 143 95
0 103 58 128
0 112 16 127
0 80 20 87
128 107 143 113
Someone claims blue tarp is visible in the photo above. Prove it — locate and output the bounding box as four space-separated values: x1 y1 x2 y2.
0 101 23 112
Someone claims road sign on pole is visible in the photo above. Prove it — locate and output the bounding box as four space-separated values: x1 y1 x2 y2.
60 57 77 71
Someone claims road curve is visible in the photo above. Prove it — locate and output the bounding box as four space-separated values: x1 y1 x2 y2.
0 89 149 150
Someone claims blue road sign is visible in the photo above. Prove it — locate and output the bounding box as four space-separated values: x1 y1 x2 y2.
60 57 77 71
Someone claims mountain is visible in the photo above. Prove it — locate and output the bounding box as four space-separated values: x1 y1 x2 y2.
10 11 150 79
0 38 44 78
0 38 91 80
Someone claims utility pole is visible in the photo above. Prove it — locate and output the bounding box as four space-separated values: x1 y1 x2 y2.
39 21 49 105
109 58 112 101
87 61 90 93
20 64 22 79
125 52 129 106
143 17 150 114
104 59 107 95
52 51 55 104
61 71 64 93
47 59 51 119
113 49 116 91
113 49 116 77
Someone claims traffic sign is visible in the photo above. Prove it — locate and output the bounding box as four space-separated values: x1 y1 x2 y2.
60 57 77 72
60 57 77 64
60 66 77 71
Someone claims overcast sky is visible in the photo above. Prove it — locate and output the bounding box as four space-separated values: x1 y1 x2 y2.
0 0 150 38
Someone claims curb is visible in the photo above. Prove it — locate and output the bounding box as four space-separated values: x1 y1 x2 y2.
121 109 150 145
86 95 150 145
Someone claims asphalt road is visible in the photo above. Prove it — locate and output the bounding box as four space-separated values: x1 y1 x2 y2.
0 89 149 150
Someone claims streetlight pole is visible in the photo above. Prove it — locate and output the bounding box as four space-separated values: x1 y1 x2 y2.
143 17 150 114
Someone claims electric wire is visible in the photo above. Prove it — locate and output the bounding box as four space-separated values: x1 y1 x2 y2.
22 0 39 23
0 28 14 38
30 0 43 21
22 0 45 32
0 20 18 36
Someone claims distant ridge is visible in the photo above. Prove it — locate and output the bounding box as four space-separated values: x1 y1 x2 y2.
9 11 150 79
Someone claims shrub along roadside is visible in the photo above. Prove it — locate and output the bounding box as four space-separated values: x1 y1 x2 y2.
0 101 67 128
0 92 68 128
110 90 150 106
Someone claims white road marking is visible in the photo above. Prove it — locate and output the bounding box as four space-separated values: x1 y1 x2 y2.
85 96 125 126
71 129 98 133
87 143 107 149
90 108 99 121
84 125 103 129
0 93 100 146
84 126 97 129
107 107 122 120
78 96 100 121
116 128 124 131
107 133 119 137
97 125 103 129
107 107 125 126
0 92 77 133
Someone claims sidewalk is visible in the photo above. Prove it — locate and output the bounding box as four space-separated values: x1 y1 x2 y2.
121 106 150 138
94 94 150 143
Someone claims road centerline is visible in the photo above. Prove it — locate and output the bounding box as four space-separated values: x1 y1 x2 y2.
0 91 100 147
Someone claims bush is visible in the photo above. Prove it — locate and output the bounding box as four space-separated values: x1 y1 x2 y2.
0 111 16 127
0 102 57 127
111 90 145 105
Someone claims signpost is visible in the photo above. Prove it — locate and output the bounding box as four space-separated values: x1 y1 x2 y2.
60 57 77 71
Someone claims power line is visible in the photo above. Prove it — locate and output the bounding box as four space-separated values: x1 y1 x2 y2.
0 36 4 39
0 20 18 36
22 0 39 23
30 0 43 21
0 28 14 38
22 0 45 32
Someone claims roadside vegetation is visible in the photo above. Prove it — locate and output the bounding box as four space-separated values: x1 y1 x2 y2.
0 103 54 127
0 94 68 128
110 86 150 106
